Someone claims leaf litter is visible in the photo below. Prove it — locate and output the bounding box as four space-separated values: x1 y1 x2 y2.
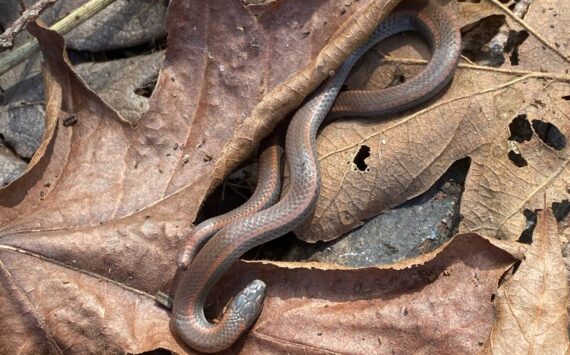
0 0 569 353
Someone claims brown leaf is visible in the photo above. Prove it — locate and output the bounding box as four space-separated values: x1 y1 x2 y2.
482 208 569 354
461 81 570 240
0 248 185 354
208 0 404 191
1 0 565 352
210 234 517 353
0 0 415 352
297 0 570 242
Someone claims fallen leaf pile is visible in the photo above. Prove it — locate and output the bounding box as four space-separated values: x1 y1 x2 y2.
0 0 569 353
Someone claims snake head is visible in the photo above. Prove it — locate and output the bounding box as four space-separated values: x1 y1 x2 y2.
171 279 267 353
230 279 266 329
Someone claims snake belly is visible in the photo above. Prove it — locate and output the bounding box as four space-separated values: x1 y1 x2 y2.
172 0 461 352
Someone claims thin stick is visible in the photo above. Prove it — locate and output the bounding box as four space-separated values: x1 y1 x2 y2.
0 0 58 50
0 0 118 77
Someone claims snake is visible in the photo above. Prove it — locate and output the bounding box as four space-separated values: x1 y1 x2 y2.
171 0 461 352
176 135 284 270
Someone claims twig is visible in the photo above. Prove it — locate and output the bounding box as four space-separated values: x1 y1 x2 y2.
0 0 58 50
0 0 118 77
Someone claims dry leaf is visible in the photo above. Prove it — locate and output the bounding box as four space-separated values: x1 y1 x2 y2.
461 81 570 240
0 247 185 353
209 234 517 353
482 208 569 353
297 0 570 242
502 0 570 71
0 0 422 352
0 0 565 352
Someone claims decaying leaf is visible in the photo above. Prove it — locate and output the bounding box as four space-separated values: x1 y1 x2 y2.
501 0 570 72
208 0 404 190
300 67 570 242
0 0 568 352
0 0 426 352
297 0 570 242
209 234 517 353
461 82 569 240
0 247 185 353
482 208 569 354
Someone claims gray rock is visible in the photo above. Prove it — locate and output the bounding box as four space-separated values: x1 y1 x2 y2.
277 160 468 267
0 144 27 186
0 0 167 90
0 1 19 32
0 50 165 182
0 100 45 158
61 0 167 52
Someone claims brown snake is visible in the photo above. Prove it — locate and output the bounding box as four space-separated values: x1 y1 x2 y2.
172 0 461 352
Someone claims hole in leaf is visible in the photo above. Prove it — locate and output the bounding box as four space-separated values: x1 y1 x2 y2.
353 145 371 171
508 114 532 142
531 120 567 150
134 74 158 98
505 30 529 66
461 15 505 65
518 209 537 244
552 200 570 221
508 150 528 167
388 70 406 88
507 115 531 167
562 95 570 101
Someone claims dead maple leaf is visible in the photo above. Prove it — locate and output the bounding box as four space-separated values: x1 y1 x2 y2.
0 0 444 352
204 234 518 354
0 0 565 353
498 0 570 71
482 208 569 353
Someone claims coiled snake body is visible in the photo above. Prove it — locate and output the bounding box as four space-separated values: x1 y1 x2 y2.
172 1 461 352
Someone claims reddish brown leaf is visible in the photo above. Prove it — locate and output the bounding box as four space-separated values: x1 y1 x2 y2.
0 0 415 352
210 234 516 353
0 248 185 353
